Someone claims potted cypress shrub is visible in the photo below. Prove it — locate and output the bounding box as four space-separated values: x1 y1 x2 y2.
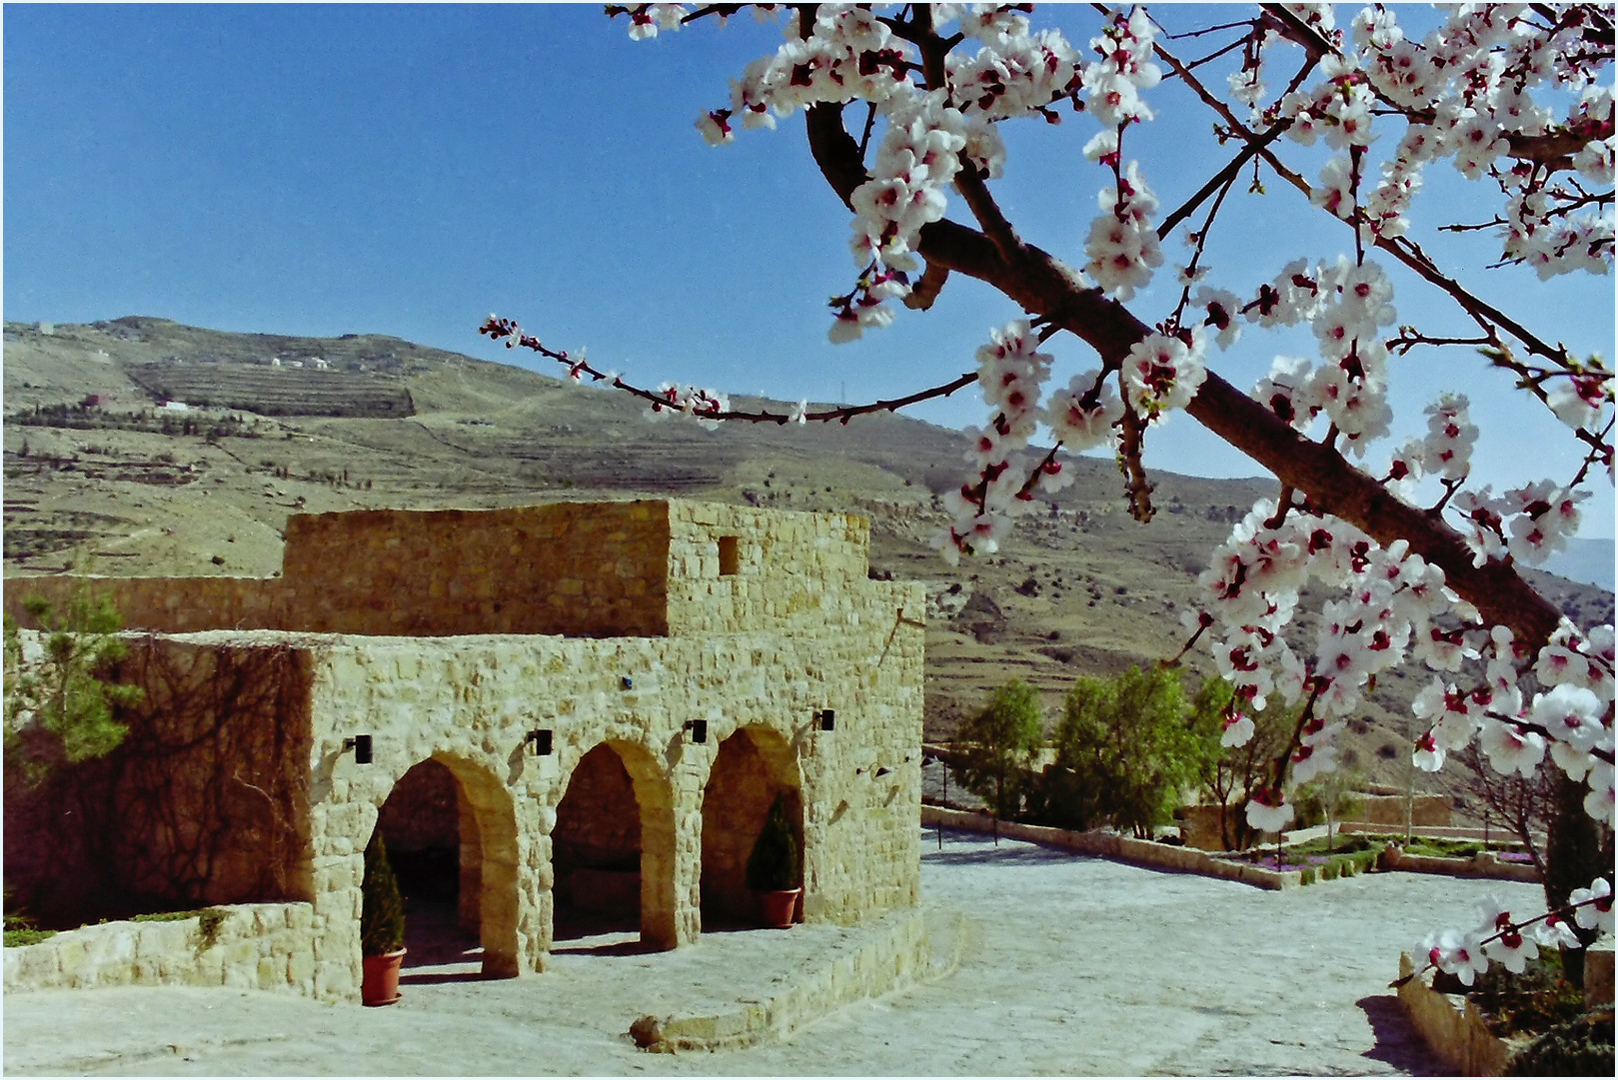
746 793 802 928
360 832 407 1006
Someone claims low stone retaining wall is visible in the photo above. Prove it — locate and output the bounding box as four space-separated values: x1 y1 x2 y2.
1344 822 1546 846
1396 952 1520 1075
921 807 1301 890
629 905 958 1052
1379 845 1540 883
3 903 317 998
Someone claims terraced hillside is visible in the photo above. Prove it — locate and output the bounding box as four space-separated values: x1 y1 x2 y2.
4 315 1612 798
126 363 414 418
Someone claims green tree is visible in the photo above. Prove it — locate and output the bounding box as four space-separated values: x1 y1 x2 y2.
3 589 142 784
1040 666 1216 839
952 680 1044 837
360 833 406 957
746 793 802 892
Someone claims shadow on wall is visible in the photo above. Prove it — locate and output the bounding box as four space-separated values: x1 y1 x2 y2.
701 725 803 928
553 744 643 940
373 752 519 979
2 639 312 930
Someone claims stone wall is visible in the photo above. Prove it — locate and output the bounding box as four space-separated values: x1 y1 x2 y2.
377 758 461 853
303 594 923 999
1396 952 1517 1075
280 504 670 637
922 807 1304 889
3 634 315 928
665 503 888 637
554 745 643 918
4 501 926 1004
2 574 286 634
3 903 316 996
1354 794 1452 828
4 502 912 644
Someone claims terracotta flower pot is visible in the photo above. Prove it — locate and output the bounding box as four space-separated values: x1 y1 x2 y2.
362 948 406 1006
754 888 802 929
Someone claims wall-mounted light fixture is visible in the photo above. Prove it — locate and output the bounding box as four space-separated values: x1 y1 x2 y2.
815 709 836 732
343 734 373 765
683 719 708 745
526 728 554 756
621 676 634 691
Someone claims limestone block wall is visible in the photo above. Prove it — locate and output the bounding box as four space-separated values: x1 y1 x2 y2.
665 503 909 637
554 745 643 872
1354 794 1453 828
303 587 923 998
280 504 671 637
3 633 315 928
2 903 316 996
4 501 907 645
4 502 925 1006
2 574 285 633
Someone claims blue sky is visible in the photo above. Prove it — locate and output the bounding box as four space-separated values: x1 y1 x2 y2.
4 3 1613 536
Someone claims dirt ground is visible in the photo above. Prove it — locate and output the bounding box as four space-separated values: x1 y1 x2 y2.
3 828 1543 1076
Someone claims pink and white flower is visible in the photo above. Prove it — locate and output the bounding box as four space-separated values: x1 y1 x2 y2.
1245 787 1294 834
1570 878 1614 934
1421 928 1490 986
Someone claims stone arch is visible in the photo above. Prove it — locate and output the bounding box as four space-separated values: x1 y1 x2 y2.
553 740 678 950
700 725 804 926
373 753 520 978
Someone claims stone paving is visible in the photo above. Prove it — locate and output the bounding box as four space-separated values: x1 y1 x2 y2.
2 828 1544 1075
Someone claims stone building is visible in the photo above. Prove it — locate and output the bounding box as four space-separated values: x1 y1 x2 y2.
3 501 926 1002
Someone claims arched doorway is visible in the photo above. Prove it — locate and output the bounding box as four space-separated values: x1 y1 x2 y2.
374 755 519 979
700 726 803 929
552 741 678 950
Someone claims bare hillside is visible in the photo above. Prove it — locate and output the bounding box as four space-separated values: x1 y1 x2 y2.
5 316 1612 794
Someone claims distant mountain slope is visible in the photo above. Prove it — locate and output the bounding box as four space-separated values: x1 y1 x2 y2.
1541 538 1616 592
5 315 1612 798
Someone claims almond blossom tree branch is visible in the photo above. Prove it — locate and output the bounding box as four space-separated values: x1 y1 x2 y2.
1389 889 1616 989
802 99 1569 651
478 315 979 424
1157 40 1598 380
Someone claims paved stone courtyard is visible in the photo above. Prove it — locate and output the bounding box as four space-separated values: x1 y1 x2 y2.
3 828 1541 1075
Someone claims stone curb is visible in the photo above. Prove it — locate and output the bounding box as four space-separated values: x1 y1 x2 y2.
628 906 948 1053
1379 846 1541 883
3 903 317 997
1396 951 1519 1076
921 807 1301 890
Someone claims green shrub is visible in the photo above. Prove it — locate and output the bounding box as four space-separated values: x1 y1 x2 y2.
1299 867 1316 885
1038 667 1216 838
195 908 227 952
1471 952 1588 1038
1320 862 1339 881
953 680 1044 824
4 589 143 785
747 793 802 892
3 928 57 947
1505 1008 1614 1076
360 833 405 956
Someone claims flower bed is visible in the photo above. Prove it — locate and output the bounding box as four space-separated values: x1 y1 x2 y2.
1380 844 1541 883
1400 950 1615 1075
1218 834 1386 885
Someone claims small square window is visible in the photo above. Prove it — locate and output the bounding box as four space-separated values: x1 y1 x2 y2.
718 535 740 576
